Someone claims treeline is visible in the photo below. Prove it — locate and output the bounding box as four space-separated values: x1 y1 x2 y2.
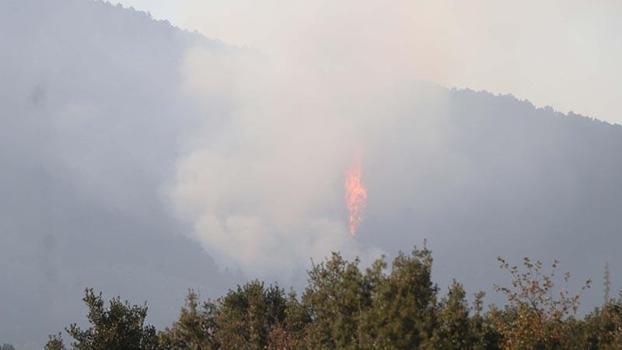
45 247 622 349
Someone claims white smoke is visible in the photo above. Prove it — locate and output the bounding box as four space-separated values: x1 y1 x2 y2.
167 1 454 277
169 0 622 120
168 44 394 278
168 0 622 278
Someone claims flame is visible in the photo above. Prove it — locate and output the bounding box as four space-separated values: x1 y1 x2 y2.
345 158 368 236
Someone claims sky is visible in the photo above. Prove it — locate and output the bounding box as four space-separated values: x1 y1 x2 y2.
112 0 622 124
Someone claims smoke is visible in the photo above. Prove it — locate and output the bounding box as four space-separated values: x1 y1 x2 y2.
167 1 455 278
170 0 622 121
168 0 622 279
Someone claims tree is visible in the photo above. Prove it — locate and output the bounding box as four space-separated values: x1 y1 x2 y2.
267 290 311 350
580 294 622 349
302 253 370 349
213 281 288 350
44 334 66 350
158 290 218 350
492 257 591 349
434 281 473 349
469 291 501 350
47 247 622 350
55 288 158 350
361 246 438 349
0 344 16 350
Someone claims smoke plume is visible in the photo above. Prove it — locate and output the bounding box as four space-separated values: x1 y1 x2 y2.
168 1 453 277
168 0 622 281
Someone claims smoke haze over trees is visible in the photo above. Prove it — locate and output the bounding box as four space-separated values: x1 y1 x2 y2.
45 248 622 349
1 0 622 348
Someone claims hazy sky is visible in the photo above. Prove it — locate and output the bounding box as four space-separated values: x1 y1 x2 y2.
113 0 621 124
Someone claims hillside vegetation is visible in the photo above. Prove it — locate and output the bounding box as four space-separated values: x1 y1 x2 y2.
2 1 622 348
46 247 622 350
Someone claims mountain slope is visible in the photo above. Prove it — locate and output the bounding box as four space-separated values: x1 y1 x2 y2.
2 0 622 348
0 0 233 348
363 89 621 307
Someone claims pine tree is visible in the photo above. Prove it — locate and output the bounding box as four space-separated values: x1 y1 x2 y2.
213 281 287 350
158 290 218 350
434 281 472 349
361 247 438 349
63 289 158 350
302 253 370 350
44 334 66 350
267 290 311 350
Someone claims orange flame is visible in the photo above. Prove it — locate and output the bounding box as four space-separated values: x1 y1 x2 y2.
345 158 368 236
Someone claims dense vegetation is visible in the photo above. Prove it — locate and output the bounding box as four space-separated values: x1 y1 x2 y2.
44 247 621 350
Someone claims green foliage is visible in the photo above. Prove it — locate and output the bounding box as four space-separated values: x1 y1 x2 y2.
492 257 591 349
360 247 438 349
47 246 622 350
302 253 369 349
580 298 622 349
158 290 217 350
212 280 288 350
44 334 65 350
266 290 311 350
469 291 502 350
434 281 472 349
52 288 158 350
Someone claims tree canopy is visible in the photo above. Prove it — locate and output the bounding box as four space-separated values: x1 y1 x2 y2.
46 246 622 350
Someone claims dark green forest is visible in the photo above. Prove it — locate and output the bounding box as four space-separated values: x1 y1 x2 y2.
42 247 621 350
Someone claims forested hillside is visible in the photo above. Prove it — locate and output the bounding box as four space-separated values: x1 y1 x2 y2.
2 1 622 348
0 0 233 348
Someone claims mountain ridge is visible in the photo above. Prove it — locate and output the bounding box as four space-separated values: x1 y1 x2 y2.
1 0 621 348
